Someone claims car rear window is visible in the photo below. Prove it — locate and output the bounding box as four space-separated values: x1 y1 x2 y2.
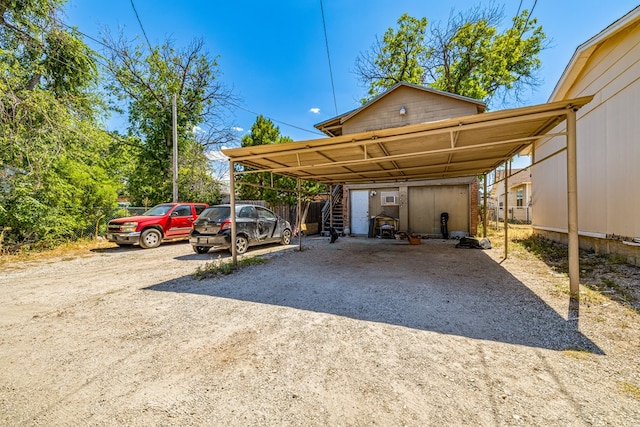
199 206 230 221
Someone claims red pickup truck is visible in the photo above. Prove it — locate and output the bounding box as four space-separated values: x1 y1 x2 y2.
106 202 208 249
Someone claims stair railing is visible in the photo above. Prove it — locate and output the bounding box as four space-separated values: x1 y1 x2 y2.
321 184 343 234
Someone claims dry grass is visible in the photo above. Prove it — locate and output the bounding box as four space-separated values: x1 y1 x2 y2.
620 382 640 401
480 223 640 312
0 238 117 269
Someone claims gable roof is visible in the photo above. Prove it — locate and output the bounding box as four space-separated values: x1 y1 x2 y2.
315 82 486 137
550 5 640 101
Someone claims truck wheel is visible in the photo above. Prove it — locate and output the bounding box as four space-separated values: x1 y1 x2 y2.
193 246 209 254
234 235 248 255
140 229 162 249
281 229 292 245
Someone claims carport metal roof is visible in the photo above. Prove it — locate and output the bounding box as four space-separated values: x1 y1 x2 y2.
222 96 593 185
222 96 593 298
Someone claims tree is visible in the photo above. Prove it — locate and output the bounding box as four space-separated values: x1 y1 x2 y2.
355 4 546 108
426 4 545 106
236 116 324 207
354 13 428 103
0 0 119 249
101 34 234 205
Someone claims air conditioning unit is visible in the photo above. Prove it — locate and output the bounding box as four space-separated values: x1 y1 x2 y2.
380 191 399 206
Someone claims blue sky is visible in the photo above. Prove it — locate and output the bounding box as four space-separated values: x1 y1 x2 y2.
64 0 639 148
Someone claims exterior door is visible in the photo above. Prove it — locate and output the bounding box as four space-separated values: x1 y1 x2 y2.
166 204 195 238
256 206 277 240
350 190 369 235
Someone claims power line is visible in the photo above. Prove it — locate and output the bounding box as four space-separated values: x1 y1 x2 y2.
230 102 325 137
129 0 152 52
319 0 338 116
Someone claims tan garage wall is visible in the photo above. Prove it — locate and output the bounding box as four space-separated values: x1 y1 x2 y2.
408 185 469 236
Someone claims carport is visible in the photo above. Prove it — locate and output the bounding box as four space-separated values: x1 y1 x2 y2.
222 96 593 298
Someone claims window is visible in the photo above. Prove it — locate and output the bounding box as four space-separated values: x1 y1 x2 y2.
257 207 276 220
173 205 191 217
516 188 524 207
238 206 256 218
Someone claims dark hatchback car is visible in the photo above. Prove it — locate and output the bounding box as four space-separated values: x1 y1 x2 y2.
189 204 292 254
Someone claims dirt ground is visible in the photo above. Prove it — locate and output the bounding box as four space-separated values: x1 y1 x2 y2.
1 235 639 426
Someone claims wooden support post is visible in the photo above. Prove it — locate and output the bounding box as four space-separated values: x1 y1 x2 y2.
567 108 580 298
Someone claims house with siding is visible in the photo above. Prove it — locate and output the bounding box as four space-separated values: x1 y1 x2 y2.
492 168 532 223
530 6 640 265
315 82 485 238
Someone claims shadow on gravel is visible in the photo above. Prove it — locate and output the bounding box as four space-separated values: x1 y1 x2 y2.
90 240 190 253
145 238 604 354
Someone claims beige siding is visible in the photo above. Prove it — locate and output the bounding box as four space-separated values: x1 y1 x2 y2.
369 189 400 220
497 183 531 222
408 185 469 235
533 20 640 239
342 86 479 135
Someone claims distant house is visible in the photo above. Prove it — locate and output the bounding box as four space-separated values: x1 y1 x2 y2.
531 6 640 264
315 82 486 237
491 168 532 223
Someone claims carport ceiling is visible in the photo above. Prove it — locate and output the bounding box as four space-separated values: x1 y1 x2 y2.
222 96 593 184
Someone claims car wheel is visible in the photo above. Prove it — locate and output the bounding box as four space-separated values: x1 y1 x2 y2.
140 229 162 249
193 245 209 254
235 235 248 255
281 229 292 245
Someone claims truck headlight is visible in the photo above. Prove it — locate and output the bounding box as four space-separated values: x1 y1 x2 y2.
121 222 138 232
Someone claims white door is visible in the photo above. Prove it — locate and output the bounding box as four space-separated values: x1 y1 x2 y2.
350 190 369 235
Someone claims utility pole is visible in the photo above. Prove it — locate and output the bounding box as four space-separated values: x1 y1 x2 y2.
172 94 178 202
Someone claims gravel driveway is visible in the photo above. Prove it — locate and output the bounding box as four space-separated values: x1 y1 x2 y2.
1 236 639 426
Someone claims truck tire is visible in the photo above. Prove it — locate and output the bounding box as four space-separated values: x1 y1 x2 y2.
140 228 162 249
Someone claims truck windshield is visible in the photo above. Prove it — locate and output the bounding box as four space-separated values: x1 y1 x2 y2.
199 206 230 221
143 204 173 216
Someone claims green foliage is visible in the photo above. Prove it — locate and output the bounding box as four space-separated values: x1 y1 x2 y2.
356 13 428 102
102 36 233 206
356 5 546 107
0 0 121 250
193 255 268 280
428 8 545 105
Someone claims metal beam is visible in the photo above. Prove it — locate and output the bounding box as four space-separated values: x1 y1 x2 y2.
229 160 237 267
566 109 580 297
483 173 488 238
226 107 582 163
233 134 558 177
504 160 509 259
297 178 302 251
